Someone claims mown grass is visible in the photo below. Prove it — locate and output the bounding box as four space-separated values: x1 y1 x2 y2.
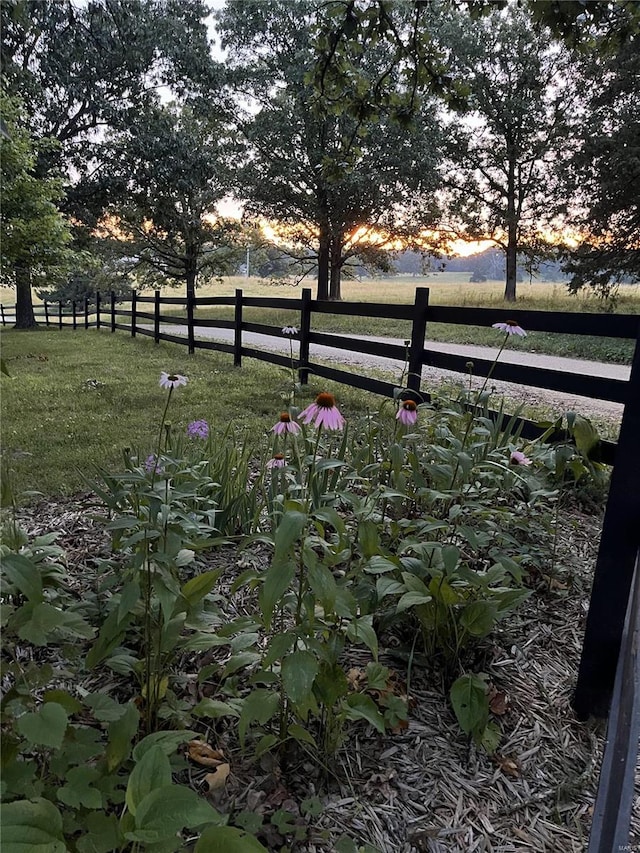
0 330 387 497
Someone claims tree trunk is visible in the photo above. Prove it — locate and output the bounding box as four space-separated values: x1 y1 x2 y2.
317 222 330 301
14 266 37 329
504 152 518 302
329 232 343 301
185 255 197 303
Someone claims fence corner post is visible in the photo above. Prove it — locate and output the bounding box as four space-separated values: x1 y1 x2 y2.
154 289 160 344
43 300 49 326
234 288 243 367
96 291 101 330
58 300 63 330
131 290 137 337
407 287 429 395
573 327 640 719
298 287 312 385
110 291 116 333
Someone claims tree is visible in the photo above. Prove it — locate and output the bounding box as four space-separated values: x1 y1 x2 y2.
0 95 73 328
440 6 575 301
561 39 640 299
97 104 239 298
217 0 444 301
1 0 220 325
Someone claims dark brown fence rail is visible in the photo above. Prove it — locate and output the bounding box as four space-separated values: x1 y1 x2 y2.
3 286 640 845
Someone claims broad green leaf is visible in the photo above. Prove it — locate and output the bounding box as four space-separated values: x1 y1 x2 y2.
106 702 139 771
180 569 221 608
43 690 83 715
345 694 385 734
273 510 307 565
238 689 279 748
84 692 129 723
57 766 103 810
126 745 172 816
460 601 498 637
16 702 68 749
132 730 196 762
76 813 124 853
195 826 268 853
346 615 378 659
192 699 240 719
442 544 460 575
262 631 296 667
281 650 318 705
358 519 380 559
287 722 317 746
0 798 66 853
450 674 489 736
2 553 43 602
131 785 223 839
396 590 432 613
307 561 337 611
314 662 348 707
118 581 141 624
258 560 295 630
364 555 398 574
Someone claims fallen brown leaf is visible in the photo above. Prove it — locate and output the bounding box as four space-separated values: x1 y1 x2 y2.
187 740 226 768
205 762 230 790
493 753 520 777
488 687 509 715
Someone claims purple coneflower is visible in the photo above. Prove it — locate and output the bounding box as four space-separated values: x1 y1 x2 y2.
271 412 301 435
396 399 418 426
159 372 188 389
144 453 164 474
299 392 345 431
267 453 287 469
282 325 298 335
491 320 526 337
187 419 209 439
510 450 532 466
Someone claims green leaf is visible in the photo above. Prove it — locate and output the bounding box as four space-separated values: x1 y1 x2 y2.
364 555 398 574
262 631 296 667
76 813 124 853
281 650 318 705
126 745 172 817
195 826 268 853
192 699 240 719
42 690 83 715
132 730 196 762
0 798 66 853
314 662 349 706
287 722 316 746
459 601 498 636
1 553 43 602
396 590 432 613
84 693 129 723
16 703 68 750
238 690 279 748
273 510 307 565
57 766 103 810
106 702 139 771
346 615 378 659
180 569 221 608
131 785 223 840
258 560 295 631
450 674 489 736
345 694 385 734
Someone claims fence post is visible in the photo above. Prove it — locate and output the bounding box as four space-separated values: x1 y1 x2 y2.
298 287 312 385
234 288 242 367
58 301 63 330
131 290 137 338
407 287 429 396
0 305 5 326
84 295 89 329
186 291 195 355
72 301 77 330
43 301 49 326
96 291 101 330
573 328 640 718
154 289 160 344
110 291 116 333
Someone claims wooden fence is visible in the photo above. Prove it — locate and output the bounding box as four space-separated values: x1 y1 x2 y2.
3 286 640 845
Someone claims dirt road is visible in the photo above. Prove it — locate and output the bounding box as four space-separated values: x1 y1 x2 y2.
160 325 630 425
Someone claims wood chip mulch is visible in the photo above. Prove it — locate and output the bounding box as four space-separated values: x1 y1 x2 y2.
10 495 640 853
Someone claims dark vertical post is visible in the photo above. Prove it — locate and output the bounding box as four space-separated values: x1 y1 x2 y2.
110 291 116 333
234 288 243 367
96 291 101 330
154 289 160 344
84 295 89 329
72 301 77 330
573 329 640 718
43 301 49 326
1 305 5 326
407 287 429 395
186 291 195 355
298 287 312 385
131 290 137 338
58 301 63 330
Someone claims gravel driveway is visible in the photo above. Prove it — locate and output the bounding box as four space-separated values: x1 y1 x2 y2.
160 325 630 425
